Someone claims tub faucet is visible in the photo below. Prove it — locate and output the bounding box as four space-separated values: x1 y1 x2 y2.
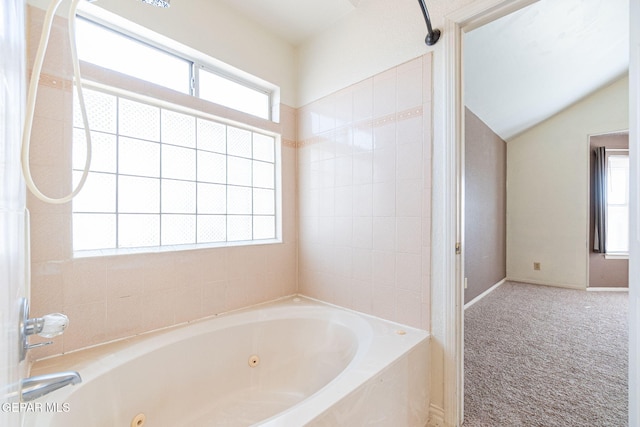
21 371 82 401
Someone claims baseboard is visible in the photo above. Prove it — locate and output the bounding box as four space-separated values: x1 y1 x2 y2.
464 278 506 310
427 404 445 427
587 287 629 292
506 277 585 290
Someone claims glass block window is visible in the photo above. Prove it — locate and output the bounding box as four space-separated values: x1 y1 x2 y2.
72 87 278 252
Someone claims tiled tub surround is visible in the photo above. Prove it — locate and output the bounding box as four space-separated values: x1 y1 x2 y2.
297 55 433 330
26 297 429 426
26 6 297 357
27 5 433 360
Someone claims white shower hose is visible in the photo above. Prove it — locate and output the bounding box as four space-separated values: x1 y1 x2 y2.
21 0 92 204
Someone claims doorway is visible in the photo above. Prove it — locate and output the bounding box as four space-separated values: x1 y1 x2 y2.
433 0 638 424
589 132 630 288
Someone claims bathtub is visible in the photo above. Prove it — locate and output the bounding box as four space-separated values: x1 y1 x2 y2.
24 296 430 426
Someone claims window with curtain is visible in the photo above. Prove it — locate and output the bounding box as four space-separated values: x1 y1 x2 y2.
605 152 629 255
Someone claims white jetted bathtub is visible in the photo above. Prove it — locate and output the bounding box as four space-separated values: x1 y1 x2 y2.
24 296 430 426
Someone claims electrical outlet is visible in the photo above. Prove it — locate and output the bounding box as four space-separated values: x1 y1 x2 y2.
533 262 541 271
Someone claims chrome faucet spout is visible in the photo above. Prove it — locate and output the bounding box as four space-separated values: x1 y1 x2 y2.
21 371 82 402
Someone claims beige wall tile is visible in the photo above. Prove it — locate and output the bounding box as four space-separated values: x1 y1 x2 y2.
141 289 179 332
62 258 107 307
201 280 228 317
62 301 107 352
297 54 432 331
396 289 421 328
30 262 64 314
105 294 145 341
397 57 424 111
27 4 431 360
29 213 70 263
174 284 204 324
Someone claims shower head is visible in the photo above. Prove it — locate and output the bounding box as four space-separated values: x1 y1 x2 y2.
140 0 170 7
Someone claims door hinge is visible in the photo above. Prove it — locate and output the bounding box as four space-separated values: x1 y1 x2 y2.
455 242 461 255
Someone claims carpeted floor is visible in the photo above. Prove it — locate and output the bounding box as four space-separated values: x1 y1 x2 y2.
463 281 628 427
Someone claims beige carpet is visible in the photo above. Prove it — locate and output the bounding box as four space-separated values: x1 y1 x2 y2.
463 281 628 426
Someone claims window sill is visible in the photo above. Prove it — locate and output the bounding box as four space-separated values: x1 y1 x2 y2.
80 63 281 133
604 253 629 260
73 238 282 259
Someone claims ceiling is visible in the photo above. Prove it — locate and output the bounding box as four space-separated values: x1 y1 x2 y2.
217 0 362 46
216 0 628 140
464 0 629 141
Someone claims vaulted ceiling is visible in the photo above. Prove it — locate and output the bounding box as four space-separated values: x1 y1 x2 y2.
217 0 629 141
464 0 629 141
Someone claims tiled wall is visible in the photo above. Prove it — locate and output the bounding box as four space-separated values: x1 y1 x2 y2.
297 55 432 330
27 6 297 358
27 6 433 362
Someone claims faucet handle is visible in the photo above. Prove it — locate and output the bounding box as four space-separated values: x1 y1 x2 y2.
25 312 68 338
37 313 69 338
19 299 70 361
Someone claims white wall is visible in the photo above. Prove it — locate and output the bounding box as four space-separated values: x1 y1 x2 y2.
507 76 629 288
296 0 476 107
28 0 476 109
27 0 298 107
628 1 639 424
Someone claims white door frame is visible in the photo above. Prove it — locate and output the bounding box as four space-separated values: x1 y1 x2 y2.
435 0 639 425
628 0 639 425
433 0 547 425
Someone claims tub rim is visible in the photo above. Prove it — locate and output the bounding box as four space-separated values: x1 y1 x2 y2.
26 295 429 426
